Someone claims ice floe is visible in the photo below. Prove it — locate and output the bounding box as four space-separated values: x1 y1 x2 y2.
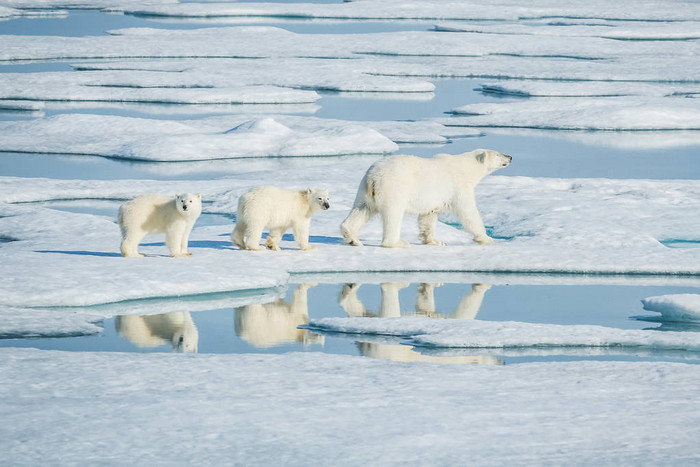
641 294 700 323
0 114 399 160
446 97 700 131
305 316 700 352
1 349 699 465
1 169 699 316
0 0 176 9
120 0 700 22
0 71 320 104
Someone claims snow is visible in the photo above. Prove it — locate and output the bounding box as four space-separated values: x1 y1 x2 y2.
641 294 700 322
447 97 700 131
2 349 700 466
0 114 399 160
0 71 321 104
120 0 700 22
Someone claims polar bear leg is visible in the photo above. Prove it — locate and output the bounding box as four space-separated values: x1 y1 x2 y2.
231 222 246 249
381 209 410 248
455 193 493 245
341 205 374 247
418 213 446 246
266 228 284 251
179 222 194 256
244 223 265 251
293 219 316 251
166 222 187 257
120 229 146 257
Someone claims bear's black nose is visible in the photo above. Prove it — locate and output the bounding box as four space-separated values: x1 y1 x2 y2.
182 205 188 210
323 202 330 209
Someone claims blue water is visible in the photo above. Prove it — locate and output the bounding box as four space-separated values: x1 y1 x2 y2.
2 281 699 365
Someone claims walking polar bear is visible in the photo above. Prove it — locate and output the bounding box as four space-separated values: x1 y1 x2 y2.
119 193 202 257
341 149 511 248
232 185 330 251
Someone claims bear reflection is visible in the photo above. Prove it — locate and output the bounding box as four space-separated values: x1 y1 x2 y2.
339 283 491 319
115 311 199 353
339 283 500 365
235 283 324 348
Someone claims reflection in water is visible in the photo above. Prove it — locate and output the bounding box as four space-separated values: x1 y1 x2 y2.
115 311 199 353
339 282 501 365
235 283 324 348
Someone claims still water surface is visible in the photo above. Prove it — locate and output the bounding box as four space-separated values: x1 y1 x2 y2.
3 282 699 365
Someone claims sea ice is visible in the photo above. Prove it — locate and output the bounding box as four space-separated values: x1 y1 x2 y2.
119 0 700 22
305 316 700 351
641 294 700 322
0 114 400 160
446 97 700 131
1 349 699 466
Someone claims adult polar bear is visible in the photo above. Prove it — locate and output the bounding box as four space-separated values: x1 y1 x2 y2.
341 149 511 248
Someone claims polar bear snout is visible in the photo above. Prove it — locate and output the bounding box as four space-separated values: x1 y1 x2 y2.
322 201 330 210
502 154 512 167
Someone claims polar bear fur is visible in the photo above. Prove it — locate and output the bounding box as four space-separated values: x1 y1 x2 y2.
341 149 511 248
234 283 324 347
231 185 330 251
119 193 202 257
115 311 199 353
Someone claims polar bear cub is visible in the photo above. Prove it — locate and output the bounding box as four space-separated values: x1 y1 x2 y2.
341 149 511 248
119 193 202 257
231 186 330 251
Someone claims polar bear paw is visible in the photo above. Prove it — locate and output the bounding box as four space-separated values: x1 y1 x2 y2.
424 239 447 246
475 236 494 245
382 240 411 248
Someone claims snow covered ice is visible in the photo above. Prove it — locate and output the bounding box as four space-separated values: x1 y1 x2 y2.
1 0 700 464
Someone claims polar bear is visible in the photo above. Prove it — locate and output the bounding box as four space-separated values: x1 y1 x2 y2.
341 149 511 248
231 185 330 251
115 311 199 353
118 193 202 257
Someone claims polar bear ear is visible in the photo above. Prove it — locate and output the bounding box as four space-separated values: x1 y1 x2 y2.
475 151 487 164
306 187 313 196
197 193 202 200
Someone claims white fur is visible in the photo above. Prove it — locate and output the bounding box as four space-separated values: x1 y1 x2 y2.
115 311 199 353
234 283 324 347
118 193 202 257
231 185 330 251
341 149 511 248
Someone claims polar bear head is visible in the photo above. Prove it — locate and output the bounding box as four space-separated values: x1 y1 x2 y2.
473 149 512 174
306 188 330 211
175 193 202 217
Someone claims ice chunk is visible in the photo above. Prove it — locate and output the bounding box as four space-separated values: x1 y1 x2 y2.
642 294 700 322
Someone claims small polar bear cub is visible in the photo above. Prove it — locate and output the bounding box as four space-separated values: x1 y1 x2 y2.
232 185 330 251
119 193 202 257
341 149 511 248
